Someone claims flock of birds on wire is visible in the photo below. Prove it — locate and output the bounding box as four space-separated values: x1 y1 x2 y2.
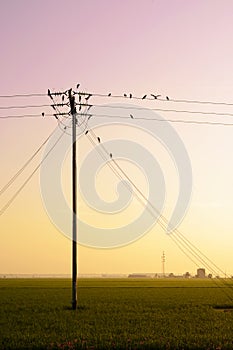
45 85 171 135
47 84 170 160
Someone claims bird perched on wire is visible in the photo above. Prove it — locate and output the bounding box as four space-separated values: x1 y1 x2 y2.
166 96 170 100
42 112 45 117
142 95 147 99
76 83 80 89
129 93 132 98
97 137 101 143
130 114 134 119
151 94 161 99
124 93 127 97
108 93 111 96
85 130 89 135
110 153 112 158
85 94 92 100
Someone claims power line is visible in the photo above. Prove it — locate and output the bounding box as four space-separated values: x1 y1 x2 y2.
0 93 47 98
0 127 58 197
0 130 65 216
2 103 233 123
1 89 232 268
3 111 233 126
86 130 233 300
87 126 233 291
90 92 233 107
0 114 54 119
87 104 233 118
88 113 233 126
0 104 51 110
3 87 233 301
2 89 233 108
3 111 233 127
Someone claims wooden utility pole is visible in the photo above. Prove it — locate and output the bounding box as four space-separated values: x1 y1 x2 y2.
69 89 77 310
48 87 92 310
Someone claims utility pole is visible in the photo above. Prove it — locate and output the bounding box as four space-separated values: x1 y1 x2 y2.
48 87 92 310
69 89 77 310
162 251 165 277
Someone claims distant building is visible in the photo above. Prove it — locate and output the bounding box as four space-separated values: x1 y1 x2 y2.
184 272 191 278
196 268 206 278
128 274 148 278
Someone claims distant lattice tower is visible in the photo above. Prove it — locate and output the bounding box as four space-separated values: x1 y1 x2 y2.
162 251 165 277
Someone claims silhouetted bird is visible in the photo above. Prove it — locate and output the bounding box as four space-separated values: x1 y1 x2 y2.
129 93 132 98
85 94 92 100
97 137 101 143
130 114 134 119
79 95 81 102
62 95 65 101
142 95 147 99
110 153 112 158
151 94 161 99
76 83 80 89
42 112 45 117
85 130 89 135
64 126 67 130
108 93 111 96
166 96 170 100
124 93 127 97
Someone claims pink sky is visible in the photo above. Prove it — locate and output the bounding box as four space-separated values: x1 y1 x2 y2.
1 0 233 96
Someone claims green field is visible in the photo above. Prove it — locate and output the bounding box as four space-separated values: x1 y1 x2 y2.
1 279 233 349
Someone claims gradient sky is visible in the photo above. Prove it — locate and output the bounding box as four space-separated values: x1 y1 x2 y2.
1 0 233 276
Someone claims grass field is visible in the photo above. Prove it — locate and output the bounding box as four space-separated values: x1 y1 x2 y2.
1 278 233 349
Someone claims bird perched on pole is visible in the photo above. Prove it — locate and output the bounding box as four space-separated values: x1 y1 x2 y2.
48 89 53 100
85 94 92 101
